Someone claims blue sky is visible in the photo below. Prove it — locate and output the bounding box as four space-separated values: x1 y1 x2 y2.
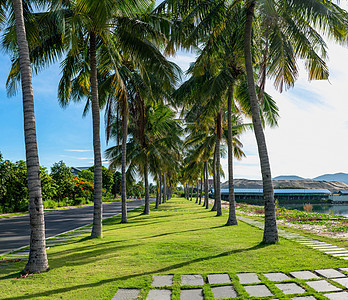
0 53 110 171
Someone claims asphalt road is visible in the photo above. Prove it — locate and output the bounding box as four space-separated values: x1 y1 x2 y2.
0 199 153 255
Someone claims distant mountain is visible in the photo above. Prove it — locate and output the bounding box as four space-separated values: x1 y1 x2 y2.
313 173 348 185
273 175 306 181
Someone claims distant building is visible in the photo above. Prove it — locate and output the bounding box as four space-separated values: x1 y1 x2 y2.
329 190 348 203
197 179 215 190
71 167 91 176
211 188 331 202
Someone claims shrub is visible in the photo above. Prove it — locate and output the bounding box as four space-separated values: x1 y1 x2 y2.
303 203 313 213
43 199 58 209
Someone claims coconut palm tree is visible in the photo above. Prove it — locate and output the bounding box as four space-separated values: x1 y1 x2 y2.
106 103 182 209
1 0 49 273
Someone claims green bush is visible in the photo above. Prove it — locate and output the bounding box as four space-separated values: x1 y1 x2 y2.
43 199 58 209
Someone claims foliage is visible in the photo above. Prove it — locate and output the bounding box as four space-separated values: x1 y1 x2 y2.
0 157 28 213
111 171 122 196
50 161 75 202
88 166 114 194
0 154 95 213
78 170 94 183
133 181 145 198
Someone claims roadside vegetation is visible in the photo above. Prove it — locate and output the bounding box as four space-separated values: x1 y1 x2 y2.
1 198 348 300
235 202 348 234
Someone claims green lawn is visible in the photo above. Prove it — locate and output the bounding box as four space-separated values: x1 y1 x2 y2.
1 197 348 299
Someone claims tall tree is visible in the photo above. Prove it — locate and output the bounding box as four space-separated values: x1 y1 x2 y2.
11 0 48 273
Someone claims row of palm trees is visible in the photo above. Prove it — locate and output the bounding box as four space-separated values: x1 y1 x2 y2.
1 0 347 273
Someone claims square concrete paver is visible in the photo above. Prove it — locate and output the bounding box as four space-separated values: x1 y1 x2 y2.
306 280 342 292
275 283 306 295
112 289 141 300
315 269 346 278
211 286 237 299
263 272 291 281
207 274 231 284
236 273 261 284
181 275 204 286
324 250 348 254
340 268 348 272
180 289 203 300
290 271 320 280
147 289 171 300
244 285 273 297
333 277 348 288
323 292 348 300
151 275 173 287
291 297 316 300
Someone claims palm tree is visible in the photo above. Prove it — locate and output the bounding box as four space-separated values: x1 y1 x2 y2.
8 0 48 273
106 103 182 210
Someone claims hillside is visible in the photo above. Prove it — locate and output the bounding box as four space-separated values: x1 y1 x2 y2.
221 179 348 192
273 175 306 181
313 173 348 185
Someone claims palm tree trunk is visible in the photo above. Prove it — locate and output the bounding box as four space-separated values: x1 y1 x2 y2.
216 110 222 216
226 86 238 226
12 0 49 273
155 178 159 209
89 32 103 238
121 96 128 223
199 177 203 205
204 161 209 209
211 149 217 211
143 155 150 214
159 174 162 204
162 173 166 203
190 185 193 201
244 1 278 243
195 181 199 203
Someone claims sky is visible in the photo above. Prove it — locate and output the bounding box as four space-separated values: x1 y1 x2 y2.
1 16 348 181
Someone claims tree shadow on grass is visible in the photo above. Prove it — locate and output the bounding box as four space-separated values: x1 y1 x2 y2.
0 243 269 299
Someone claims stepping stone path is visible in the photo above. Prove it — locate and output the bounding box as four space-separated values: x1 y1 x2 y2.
290 271 320 280
306 280 342 292
275 283 305 294
181 274 204 286
207 273 231 284
238 215 348 261
315 268 346 278
324 291 348 299
263 272 291 281
151 275 173 287
111 269 348 299
180 289 203 300
291 297 316 300
147 289 171 300
211 286 237 299
244 285 273 297
236 272 261 283
112 289 141 300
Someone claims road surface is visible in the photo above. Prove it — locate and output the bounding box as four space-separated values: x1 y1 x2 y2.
0 199 152 255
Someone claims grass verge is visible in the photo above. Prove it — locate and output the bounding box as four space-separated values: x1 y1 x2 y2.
1 197 348 299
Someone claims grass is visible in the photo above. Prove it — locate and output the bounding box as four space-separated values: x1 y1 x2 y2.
1 197 348 299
